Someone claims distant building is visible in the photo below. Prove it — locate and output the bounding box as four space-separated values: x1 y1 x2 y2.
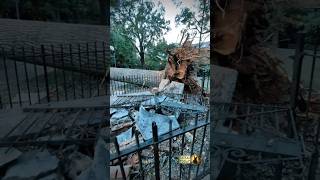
192 41 210 48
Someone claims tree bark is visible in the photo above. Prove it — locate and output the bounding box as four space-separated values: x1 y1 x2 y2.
139 52 145 68
139 41 145 68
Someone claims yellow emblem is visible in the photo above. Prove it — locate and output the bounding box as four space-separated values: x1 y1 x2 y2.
178 154 201 165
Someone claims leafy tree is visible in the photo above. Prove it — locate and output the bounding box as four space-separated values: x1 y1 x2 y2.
145 39 177 70
111 0 170 68
175 0 210 48
111 26 139 68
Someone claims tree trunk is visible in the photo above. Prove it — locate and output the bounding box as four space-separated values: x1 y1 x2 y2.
139 42 145 68
139 52 145 68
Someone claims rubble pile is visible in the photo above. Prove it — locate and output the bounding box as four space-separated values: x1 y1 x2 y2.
109 77 209 179
0 137 108 180
214 0 320 179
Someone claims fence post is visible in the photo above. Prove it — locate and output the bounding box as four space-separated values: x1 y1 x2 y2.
12 48 22 106
152 122 161 180
168 119 172 180
22 46 31 105
95 42 100 96
2 48 12 108
114 138 127 180
69 44 76 99
134 130 144 180
290 33 305 110
51 44 59 101
78 44 84 98
202 71 205 94
61 44 68 101
32 47 41 104
41 45 50 103
0 95 2 109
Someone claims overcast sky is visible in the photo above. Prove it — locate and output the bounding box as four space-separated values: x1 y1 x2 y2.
161 0 210 44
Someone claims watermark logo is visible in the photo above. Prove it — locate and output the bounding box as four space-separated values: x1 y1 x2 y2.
178 154 201 165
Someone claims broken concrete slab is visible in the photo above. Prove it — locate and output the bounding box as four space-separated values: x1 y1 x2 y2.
0 148 22 168
116 127 133 145
141 95 167 106
136 106 180 140
110 165 132 180
76 138 107 180
160 98 208 112
111 121 134 132
161 81 185 94
158 79 170 91
3 150 59 180
111 109 129 120
110 108 118 114
212 65 238 103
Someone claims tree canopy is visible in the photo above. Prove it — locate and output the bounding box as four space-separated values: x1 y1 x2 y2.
175 0 210 48
111 0 170 68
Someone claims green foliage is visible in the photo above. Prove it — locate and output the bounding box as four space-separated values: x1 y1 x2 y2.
111 26 140 68
111 0 170 67
175 0 210 46
145 39 177 70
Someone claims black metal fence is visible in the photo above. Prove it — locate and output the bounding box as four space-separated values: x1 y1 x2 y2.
110 93 210 179
0 42 108 109
212 103 306 179
110 73 210 96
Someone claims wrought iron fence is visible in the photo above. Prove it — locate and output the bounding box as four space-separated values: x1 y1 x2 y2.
0 42 108 109
110 73 210 96
212 103 307 179
110 93 210 180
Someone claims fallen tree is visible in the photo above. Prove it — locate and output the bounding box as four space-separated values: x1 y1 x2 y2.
164 39 209 95
214 0 291 103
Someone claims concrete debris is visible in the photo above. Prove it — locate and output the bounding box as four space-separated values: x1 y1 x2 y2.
116 127 134 145
0 148 22 168
158 79 170 91
111 109 129 120
110 108 118 114
111 121 134 132
185 132 194 143
110 165 132 180
160 98 207 112
136 106 180 140
76 138 107 180
141 95 167 106
161 81 185 94
3 150 59 180
66 152 92 179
